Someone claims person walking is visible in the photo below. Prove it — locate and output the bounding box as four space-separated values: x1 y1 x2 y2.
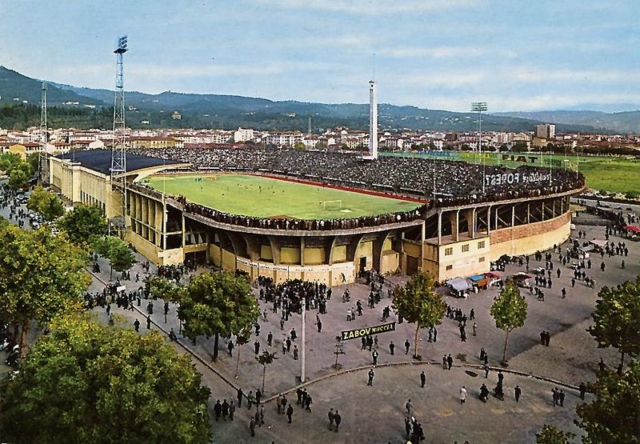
389 341 395 355
328 408 335 431
579 382 587 400
249 417 256 437
447 354 453 370
405 339 410 354
286 404 294 423
372 350 379 366
334 410 342 432
514 385 522 402
133 319 140 332
229 400 235 421
405 399 413 416
367 368 375 386
460 386 467 404
237 387 243 408
420 370 426 388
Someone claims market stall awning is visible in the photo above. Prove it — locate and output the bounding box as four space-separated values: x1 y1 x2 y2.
446 278 472 292
625 225 640 233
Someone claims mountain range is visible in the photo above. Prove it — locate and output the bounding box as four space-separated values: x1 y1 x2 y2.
1 65 639 134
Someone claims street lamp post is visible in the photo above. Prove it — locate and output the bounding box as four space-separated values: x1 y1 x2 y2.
471 102 488 193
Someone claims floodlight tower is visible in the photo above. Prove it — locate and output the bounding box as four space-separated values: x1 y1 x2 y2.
38 82 47 183
111 35 128 231
471 102 487 193
368 81 378 159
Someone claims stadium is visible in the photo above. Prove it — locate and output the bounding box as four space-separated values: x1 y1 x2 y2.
49 147 585 285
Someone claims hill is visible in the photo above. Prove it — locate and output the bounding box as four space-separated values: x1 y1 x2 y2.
494 110 640 134
0 65 623 133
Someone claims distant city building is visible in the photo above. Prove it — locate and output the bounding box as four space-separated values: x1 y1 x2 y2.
536 124 556 139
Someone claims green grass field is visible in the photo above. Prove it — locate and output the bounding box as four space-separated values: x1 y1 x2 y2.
145 174 423 219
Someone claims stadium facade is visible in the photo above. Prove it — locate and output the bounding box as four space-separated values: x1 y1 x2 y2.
49 149 584 285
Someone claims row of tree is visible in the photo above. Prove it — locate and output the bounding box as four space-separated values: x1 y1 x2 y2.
0 196 215 443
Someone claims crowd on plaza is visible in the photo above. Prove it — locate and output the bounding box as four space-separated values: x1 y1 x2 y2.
130 147 585 231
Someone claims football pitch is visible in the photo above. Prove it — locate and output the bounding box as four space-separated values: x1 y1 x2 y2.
145 174 423 219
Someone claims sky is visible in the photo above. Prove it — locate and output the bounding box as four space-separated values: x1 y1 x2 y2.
1 0 638 112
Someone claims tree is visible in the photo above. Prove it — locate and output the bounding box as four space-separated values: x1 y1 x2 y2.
0 313 212 444
575 359 640 444
392 271 446 359
588 277 640 368
256 350 278 393
0 226 90 355
27 186 64 221
162 271 259 361
58 204 107 246
490 279 528 365
536 425 576 444
93 235 136 280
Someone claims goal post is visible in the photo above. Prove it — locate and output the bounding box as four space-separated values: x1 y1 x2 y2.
322 200 343 211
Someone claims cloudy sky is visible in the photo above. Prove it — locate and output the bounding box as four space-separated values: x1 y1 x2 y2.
1 0 638 112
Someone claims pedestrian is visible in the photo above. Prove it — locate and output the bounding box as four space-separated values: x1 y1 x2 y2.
552 387 559 406
227 340 234 356
389 341 395 355
254 340 260 355
214 400 222 421
259 404 265 425
247 391 255 410
579 382 587 400
237 387 243 408
328 408 335 431
420 370 426 388
305 394 312 412
405 339 410 354
334 410 341 432
484 362 489 378
256 388 262 405
146 315 151 329
317 319 322 333
447 354 453 370
442 354 447 370
133 319 140 332
405 399 413 416
460 386 467 404
559 390 565 406
229 400 235 421
267 332 273 347
293 345 299 360
286 404 294 423
286 337 292 352
367 368 375 386
372 350 379 366
222 399 229 420
249 417 256 437
472 322 477 336
514 385 522 402
405 416 412 439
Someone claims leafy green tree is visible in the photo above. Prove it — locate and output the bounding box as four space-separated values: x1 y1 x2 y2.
27 186 64 221
536 425 576 444
8 167 30 190
0 313 212 444
392 271 446 359
588 277 640 367
93 235 136 280
165 271 259 361
58 204 107 246
490 279 528 365
256 350 278 393
575 359 640 444
0 225 90 354
0 152 22 173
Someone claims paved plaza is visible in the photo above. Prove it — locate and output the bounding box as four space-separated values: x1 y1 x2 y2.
2 200 638 443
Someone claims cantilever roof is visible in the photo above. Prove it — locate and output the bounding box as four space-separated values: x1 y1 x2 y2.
56 149 185 175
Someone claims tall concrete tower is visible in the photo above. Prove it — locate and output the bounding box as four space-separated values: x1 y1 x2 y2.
368 80 378 159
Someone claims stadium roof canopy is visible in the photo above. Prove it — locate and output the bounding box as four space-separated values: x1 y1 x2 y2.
56 149 184 175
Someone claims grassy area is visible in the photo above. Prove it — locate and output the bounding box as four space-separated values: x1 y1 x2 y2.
145 174 423 219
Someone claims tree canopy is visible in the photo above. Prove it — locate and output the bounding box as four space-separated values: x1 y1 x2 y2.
0 153 33 190
155 271 259 361
575 359 640 444
536 425 576 444
58 204 107 246
0 313 212 444
490 279 528 364
27 186 64 221
93 235 136 279
588 277 640 367
392 271 446 358
0 225 90 352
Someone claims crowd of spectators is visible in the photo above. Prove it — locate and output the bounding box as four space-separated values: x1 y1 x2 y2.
129 146 585 230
